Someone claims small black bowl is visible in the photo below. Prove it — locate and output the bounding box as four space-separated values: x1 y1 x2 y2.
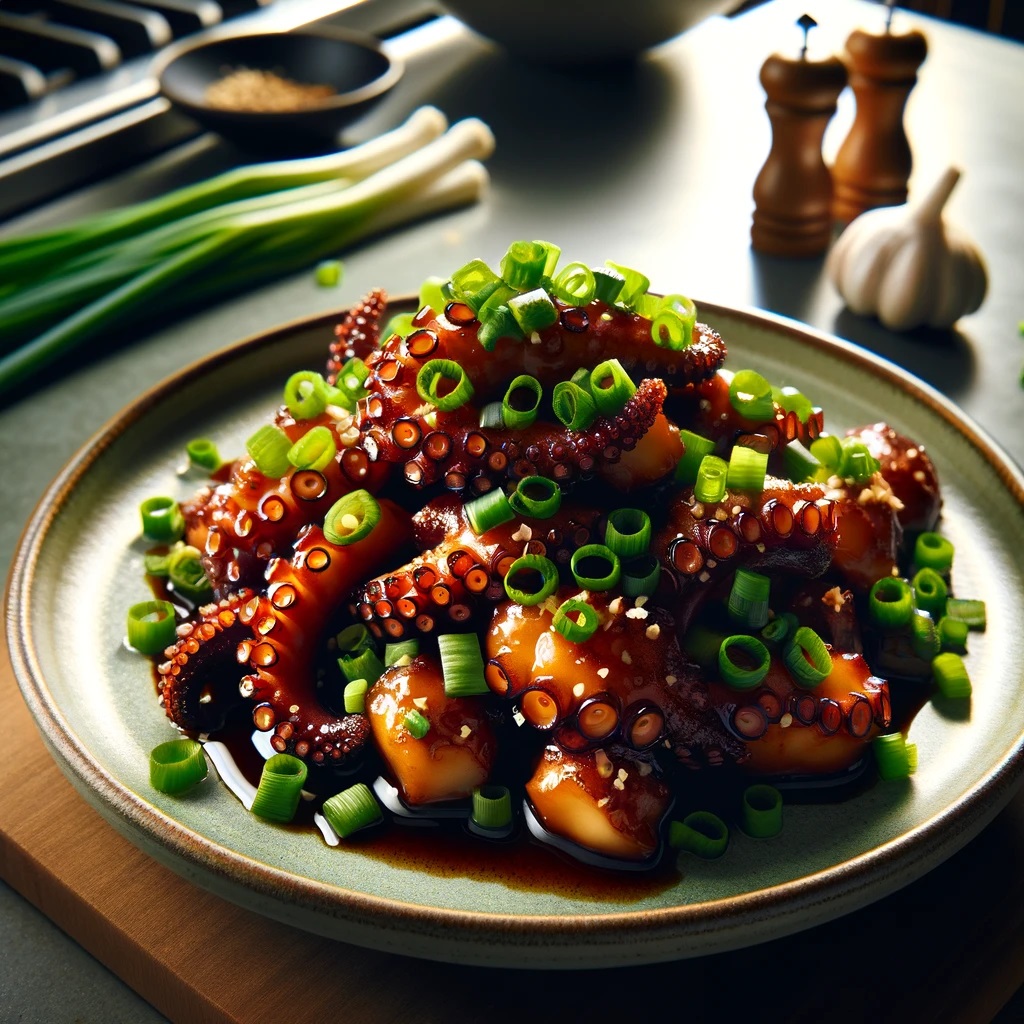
156 28 403 151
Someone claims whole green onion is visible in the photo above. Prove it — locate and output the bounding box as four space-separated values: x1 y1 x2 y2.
149 738 208 794
251 754 308 823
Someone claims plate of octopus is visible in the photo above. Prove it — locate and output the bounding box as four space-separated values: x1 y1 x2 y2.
8 251 1024 968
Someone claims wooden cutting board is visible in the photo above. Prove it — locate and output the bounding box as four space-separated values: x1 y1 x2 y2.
2 638 1022 1024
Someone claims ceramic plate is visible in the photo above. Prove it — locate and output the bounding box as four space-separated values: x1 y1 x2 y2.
8 301 1024 968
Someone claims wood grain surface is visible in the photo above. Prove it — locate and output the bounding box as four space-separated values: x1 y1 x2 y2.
2 640 1021 1024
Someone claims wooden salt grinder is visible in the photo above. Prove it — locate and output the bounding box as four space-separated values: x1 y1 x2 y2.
832 26 928 223
751 17 848 258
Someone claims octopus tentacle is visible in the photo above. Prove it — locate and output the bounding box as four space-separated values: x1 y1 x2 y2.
236 500 413 767
326 287 387 383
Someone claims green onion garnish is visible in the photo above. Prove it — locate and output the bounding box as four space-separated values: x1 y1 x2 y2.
782 439 821 483
783 627 832 687
809 435 843 474
727 569 771 629
314 259 342 287
384 639 420 666
336 622 374 654
914 531 954 574
911 610 940 659
336 356 369 395
552 598 600 643
140 495 185 542
500 240 549 290
321 782 383 838
149 738 208 794
605 260 649 308
837 438 880 483
874 733 917 780
418 275 447 314
416 358 475 411
501 374 543 428
728 369 774 421
508 476 562 518
338 647 385 687
773 386 815 423
761 611 798 648
472 785 513 829
478 400 505 428
588 357 636 415
604 508 651 559
726 444 769 492
246 424 292 478
683 622 730 672
694 455 728 503
287 425 336 472
591 265 625 305
504 554 560 605
465 488 515 535
868 577 915 629
570 544 621 591
404 708 431 738
938 616 968 653
933 651 972 698
621 554 661 597
343 678 368 713
382 312 415 340
438 632 489 696
144 552 170 577
127 600 178 655
551 262 596 305
912 567 948 619
551 380 597 431
668 811 728 858
651 296 696 350
283 370 329 420
185 437 221 472
674 430 716 486
741 784 783 838
166 544 211 601
451 258 502 310
251 754 308 823
717 634 771 690
323 490 381 546
946 598 986 630
477 304 523 351
508 287 558 334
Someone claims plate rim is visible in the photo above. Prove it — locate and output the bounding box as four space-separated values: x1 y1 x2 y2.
7 298 1024 962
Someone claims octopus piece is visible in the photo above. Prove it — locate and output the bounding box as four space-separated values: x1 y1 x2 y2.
158 591 254 734
708 650 891 778
485 591 746 768
366 653 496 805
326 286 387 383
235 499 412 767
525 744 672 864
352 493 601 641
829 480 902 592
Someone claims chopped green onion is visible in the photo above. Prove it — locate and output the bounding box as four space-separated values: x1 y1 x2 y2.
336 356 369 395
438 632 489 696
418 275 448 314
552 380 597 430
472 785 513 829
508 287 558 333
166 544 211 601
591 265 625 305
938 616 968 653
533 239 561 278
651 296 696 350
741 784 783 838
728 369 774 421
604 508 651 558
477 282 516 319
508 476 562 519
323 490 381 546
683 623 729 672
761 611 798 648
605 261 649 308
251 754 308 823
551 262 596 305
500 240 549 290
634 292 662 320
382 311 415 339
314 259 342 287
946 598 986 630
321 782 382 838
501 374 543 428
127 600 178 655
287 425 337 472
343 678 368 713
869 577 915 629
144 552 170 576
912 567 948 619
384 640 420 667
451 258 502 310
338 647 385 686
588 358 636 415
149 738 207 794
186 437 221 472
477 304 524 350
336 622 374 654
283 370 329 420
694 455 728 503
668 811 728 858
809 435 843 473
246 424 292 478
914 531 954 574
466 488 515 535
570 367 592 389
782 439 821 483
416 358 475 411
503 554 560 606
728 569 771 629
140 495 185 542
911 610 940 659
773 385 815 423
783 627 832 687
717 634 771 690
478 400 504 428
570 544 621 591
874 733 917 780
674 430 716 486
552 598 600 643
404 708 431 738
726 444 769 492
621 554 661 597
837 438 880 484
933 651 972 698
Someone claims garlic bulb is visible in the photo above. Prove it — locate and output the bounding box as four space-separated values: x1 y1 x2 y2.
826 167 987 331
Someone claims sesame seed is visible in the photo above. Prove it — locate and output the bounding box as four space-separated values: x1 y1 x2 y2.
613 778 625 790
511 523 533 542
617 768 628 780
780 713 793 728
460 724 472 739
572 682 585 698
646 624 661 640
597 796 610 807
412 696 428 710
665 674 676 685
625 607 648 619
635 595 649 608
621 650 633 664
597 667 610 678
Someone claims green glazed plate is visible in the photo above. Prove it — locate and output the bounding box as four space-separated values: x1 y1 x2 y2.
8 300 1024 968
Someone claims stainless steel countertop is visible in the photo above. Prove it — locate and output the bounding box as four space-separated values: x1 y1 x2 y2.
2 0 1022 1018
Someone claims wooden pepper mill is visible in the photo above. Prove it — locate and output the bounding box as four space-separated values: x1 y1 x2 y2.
832 5 928 223
751 15 848 258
